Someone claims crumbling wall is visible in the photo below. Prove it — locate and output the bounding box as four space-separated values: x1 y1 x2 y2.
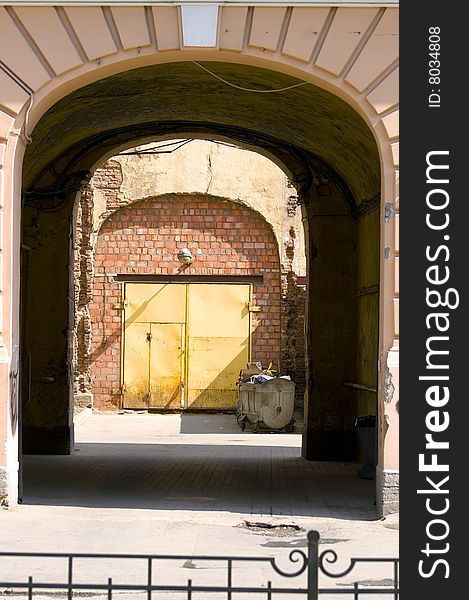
280 183 307 407
72 161 125 407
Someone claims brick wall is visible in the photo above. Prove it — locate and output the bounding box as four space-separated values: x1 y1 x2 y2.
89 194 282 409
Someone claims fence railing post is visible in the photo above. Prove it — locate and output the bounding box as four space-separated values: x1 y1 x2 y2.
27 576 33 600
147 557 153 600
68 556 73 600
307 530 320 600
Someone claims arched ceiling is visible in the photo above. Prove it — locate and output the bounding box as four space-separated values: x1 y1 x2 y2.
23 61 380 207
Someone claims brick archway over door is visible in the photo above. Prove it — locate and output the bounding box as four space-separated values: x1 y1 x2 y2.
88 195 282 410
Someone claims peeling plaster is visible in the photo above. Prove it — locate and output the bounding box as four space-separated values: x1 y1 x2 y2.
384 203 394 224
384 367 395 404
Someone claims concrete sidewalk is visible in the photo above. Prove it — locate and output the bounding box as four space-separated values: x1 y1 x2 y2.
0 412 398 597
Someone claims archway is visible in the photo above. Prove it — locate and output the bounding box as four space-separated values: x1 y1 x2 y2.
0 5 399 513
73 140 307 414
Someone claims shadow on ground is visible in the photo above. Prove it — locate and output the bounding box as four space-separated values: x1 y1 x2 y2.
22 441 376 519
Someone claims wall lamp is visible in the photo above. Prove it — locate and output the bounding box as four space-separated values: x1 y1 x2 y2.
177 248 193 265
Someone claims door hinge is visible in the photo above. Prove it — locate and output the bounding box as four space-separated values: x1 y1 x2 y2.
114 299 129 310
146 332 152 342
246 301 261 312
112 385 125 395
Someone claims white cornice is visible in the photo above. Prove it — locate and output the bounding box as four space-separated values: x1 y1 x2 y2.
0 2 400 8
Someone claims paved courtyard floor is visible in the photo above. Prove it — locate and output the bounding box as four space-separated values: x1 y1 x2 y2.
0 412 398 597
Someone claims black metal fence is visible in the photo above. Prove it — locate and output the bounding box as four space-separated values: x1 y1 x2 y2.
0 530 398 598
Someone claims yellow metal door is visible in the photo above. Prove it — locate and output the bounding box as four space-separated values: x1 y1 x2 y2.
149 323 184 409
123 283 186 409
123 282 251 410
186 284 250 409
122 321 151 408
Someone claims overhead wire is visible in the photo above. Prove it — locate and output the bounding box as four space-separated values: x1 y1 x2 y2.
117 138 195 155
192 61 310 94
0 60 34 143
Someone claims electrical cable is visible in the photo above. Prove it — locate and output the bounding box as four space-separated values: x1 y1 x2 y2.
117 138 195 155
25 120 356 217
0 60 33 143
192 61 310 93
23 182 86 197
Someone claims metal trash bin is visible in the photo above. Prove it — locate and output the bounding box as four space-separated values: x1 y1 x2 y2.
236 378 296 432
355 415 376 479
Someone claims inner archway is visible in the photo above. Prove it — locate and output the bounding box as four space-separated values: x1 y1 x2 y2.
73 139 307 415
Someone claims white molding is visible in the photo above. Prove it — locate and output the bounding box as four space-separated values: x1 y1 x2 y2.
1 2 400 8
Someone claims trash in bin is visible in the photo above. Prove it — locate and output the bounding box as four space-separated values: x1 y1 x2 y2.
236 362 296 432
239 361 280 384
248 372 274 384
355 415 376 479
239 362 263 380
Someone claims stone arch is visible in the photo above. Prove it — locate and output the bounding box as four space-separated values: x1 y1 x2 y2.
0 4 398 512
